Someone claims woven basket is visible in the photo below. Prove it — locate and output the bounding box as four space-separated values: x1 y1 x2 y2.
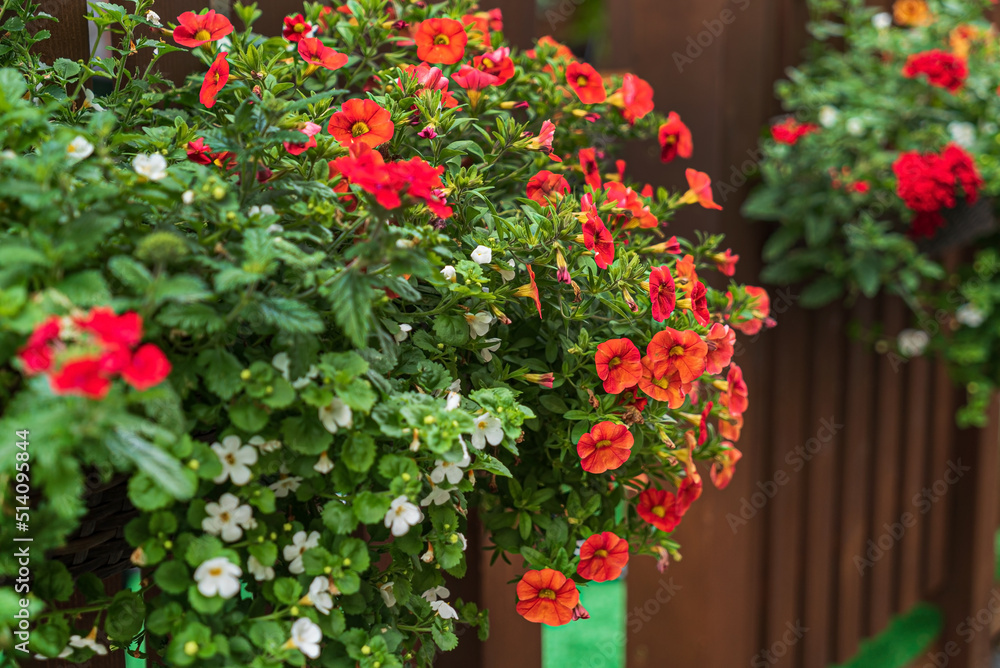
918 197 997 255
47 474 137 579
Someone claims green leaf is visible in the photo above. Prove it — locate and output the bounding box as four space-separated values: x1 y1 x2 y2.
53 58 81 79
431 625 459 651
353 491 390 524
108 429 196 501
255 297 324 333
342 433 376 473
433 315 470 347
326 268 374 347
229 397 270 432
854 254 881 298
54 270 110 306
105 590 145 643
272 577 302 605
154 561 191 594
538 395 569 413
282 414 333 454
197 349 243 400
322 501 357 534
33 561 73 601
799 276 845 308
108 255 153 291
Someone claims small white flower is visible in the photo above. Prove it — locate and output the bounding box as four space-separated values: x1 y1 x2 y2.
465 312 493 339
314 452 335 474
283 618 322 659
441 265 457 281
430 599 459 620
384 495 423 536
445 391 462 411
818 106 839 128
306 576 335 615
83 89 105 112
182 189 195 205
422 586 450 603
470 413 503 450
248 434 282 453
247 555 275 581
846 118 864 137
202 493 253 542
248 204 276 218
270 473 303 498
194 557 242 599
66 136 93 161
948 121 976 149
292 367 318 390
480 338 502 362
283 530 320 575
395 323 413 342
497 259 516 282
133 153 168 181
470 245 493 264
319 398 353 433
57 629 108 658
421 484 452 507
212 435 259 486
454 532 468 551
145 9 161 24
897 328 930 357
431 447 471 485
872 11 892 30
267 223 284 234
956 303 986 328
379 582 397 607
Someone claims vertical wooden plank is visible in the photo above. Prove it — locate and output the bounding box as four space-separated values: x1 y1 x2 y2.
31 0 92 66
923 357 955 595
897 355 930 612
835 298 876 663
481 553 542 668
489 0 536 49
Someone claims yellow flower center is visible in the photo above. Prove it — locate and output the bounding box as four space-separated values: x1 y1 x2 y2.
538 588 556 600
294 23 305 32
595 439 612 449
434 34 451 45
577 76 590 87
652 506 666 518
219 512 231 522
209 567 223 577
225 454 236 465
669 345 685 356
594 549 608 558
351 121 371 137
608 356 621 369
195 29 211 41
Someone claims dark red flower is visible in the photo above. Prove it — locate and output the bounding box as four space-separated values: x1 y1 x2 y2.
770 117 819 145
903 49 967 92
282 14 314 42
579 147 601 192
658 112 692 163
649 266 676 322
49 356 111 399
582 211 614 269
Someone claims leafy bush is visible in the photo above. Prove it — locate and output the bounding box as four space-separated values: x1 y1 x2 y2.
0 0 765 664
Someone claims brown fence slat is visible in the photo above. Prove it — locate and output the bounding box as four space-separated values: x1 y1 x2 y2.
30 0 91 66
897 355 930 612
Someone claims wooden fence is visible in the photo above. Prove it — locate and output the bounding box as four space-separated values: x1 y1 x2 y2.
15 0 1000 667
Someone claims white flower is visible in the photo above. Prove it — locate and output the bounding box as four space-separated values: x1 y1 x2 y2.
818 106 839 128
465 312 493 339
872 11 892 30
379 582 397 607
384 495 423 536
66 136 93 161
212 435 258 486
395 323 413 342
454 532 468 551
291 367 318 389
441 265 457 282
431 447 470 485
319 398 353 433
306 576 335 615
897 328 930 357
430 600 459 620
421 586 450 602
421 484 451 507
846 118 864 137
421 544 435 563
202 493 253 542
194 557 242 599
445 391 462 411
470 413 503 450
470 245 492 264
57 629 108 658
283 618 322 659
283 530 320 575
956 304 986 328
248 204 276 218
314 452 335 474
272 352 317 389
247 555 275 581
133 153 168 181
248 434 282 453
182 189 195 205
145 9 161 24
948 121 976 149
267 224 284 234
269 473 303 498
480 338 502 362
497 259 516 282
83 89 105 112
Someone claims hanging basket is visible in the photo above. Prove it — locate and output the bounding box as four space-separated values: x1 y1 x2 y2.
918 197 997 255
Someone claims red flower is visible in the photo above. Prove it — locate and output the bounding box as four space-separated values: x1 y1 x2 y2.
283 122 322 156
121 344 172 391
462 9 503 40
683 280 710 326
613 73 654 124
566 62 606 104
649 266 676 322
604 181 657 229
524 372 555 388
451 64 499 91
327 99 394 148
514 264 542 319
705 323 735 375
719 413 743 443
713 249 739 276
527 171 570 206
942 144 982 204
710 444 742 489
729 285 772 335
594 338 642 395
414 18 468 65
658 112 693 163
75 307 143 349
282 14 315 42
529 119 556 154
676 467 703 514
515 569 580 626
577 532 629 582
681 169 722 210
200 52 229 109
770 117 819 145
18 317 61 374
903 49 968 92
185 138 236 170
697 402 713 446
330 148 452 218
297 38 348 71
636 488 681 533
579 148 601 192
582 211 614 269
472 47 515 85
577 421 634 474
49 356 111 399
646 327 707 382
725 364 749 416
173 10 233 48
637 356 690 408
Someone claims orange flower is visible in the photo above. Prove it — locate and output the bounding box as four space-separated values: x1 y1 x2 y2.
414 18 468 65
524 372 555 388
472 47 515 85
173 10 233 48
577 421 634 474
582 211 614 269
579 148 601 191
674 254 698 290
712 249 739 276
719 412 743 443
515 569 580 626
576 532 629 582
636 488 681 532
566 62 606 104
677 280 710 326
513 264 542 319
710 443 742 489
609 73 654 124
594 338 642 394
658 112 692 163
893 0 932 26
704 323 735 375
327 99 394 148
637 356 690 408
676 467 703 514
297 37 348 72
604 181 657 229
527 170 570 206
680 169 722 210
649 266 676 322
725 364 749 416
200 51 229 108
646 327 707 382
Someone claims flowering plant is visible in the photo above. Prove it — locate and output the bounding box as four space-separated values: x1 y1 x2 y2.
744 0 1000 424
0 0 764 664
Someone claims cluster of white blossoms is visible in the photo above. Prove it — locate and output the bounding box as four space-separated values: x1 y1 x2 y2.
202 493 254 542
421 586 459 620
